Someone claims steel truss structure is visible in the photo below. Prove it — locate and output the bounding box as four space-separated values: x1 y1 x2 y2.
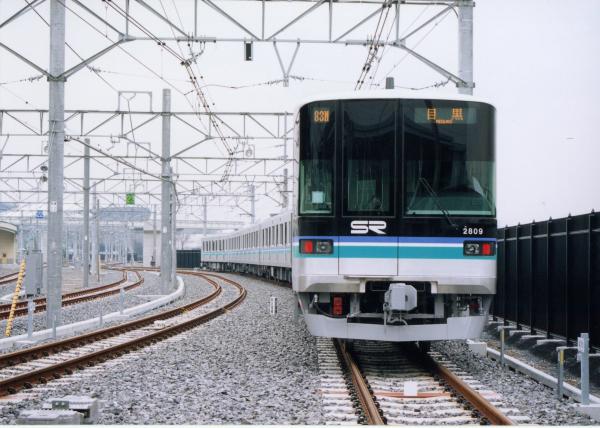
0 108 293 213
0 0 473 222
0 0 473 325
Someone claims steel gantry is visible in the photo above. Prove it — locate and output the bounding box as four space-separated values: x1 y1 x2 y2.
0 0 474 326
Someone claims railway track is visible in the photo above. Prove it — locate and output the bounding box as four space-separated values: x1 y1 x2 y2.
0 270 246 397
0 270 139 320
318 339 526 425
0 271 19 286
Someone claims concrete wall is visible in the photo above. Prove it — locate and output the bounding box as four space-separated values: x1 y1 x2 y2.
142 228 160 267
0 222 16 264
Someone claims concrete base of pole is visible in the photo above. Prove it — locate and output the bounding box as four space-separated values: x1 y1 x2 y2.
576 404 600 421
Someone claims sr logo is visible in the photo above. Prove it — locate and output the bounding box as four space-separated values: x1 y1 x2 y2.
350 220 387 235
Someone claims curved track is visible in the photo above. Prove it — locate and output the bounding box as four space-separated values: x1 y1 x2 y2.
0 271 19 286
0 270 140 320
0 270 246 397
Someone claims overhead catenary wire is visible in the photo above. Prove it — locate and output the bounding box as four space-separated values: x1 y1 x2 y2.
157 0 237 182
70 137 182 205
379 6 454 86
355 0 394 90
103 2 236 174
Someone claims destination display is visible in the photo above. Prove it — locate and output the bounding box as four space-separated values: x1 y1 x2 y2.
414 106 477 125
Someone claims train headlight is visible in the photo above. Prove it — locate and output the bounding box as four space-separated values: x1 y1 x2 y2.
300 239 333 254
316 240 333 254
463 241 495 256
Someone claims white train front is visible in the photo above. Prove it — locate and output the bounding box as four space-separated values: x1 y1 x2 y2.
203 91 497 343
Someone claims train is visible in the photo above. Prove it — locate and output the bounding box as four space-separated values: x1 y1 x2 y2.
203 91 497 342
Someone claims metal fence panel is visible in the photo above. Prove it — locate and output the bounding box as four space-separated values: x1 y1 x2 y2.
176 250 202 269
494 211 600 348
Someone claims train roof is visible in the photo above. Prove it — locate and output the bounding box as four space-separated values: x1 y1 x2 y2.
293 90 493 113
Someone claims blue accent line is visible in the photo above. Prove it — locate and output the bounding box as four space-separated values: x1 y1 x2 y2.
296 235 497 244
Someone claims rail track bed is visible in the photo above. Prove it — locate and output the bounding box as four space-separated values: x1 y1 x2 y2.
0 271 18 286
0 273 324 424
0 270 139 320
318 339 530 425
0 271 245 398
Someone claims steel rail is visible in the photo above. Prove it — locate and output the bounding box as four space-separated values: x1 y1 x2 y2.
0 271 135 320
0 272 19 285
0 271 244 396
422 352 515 426
334 339 384 425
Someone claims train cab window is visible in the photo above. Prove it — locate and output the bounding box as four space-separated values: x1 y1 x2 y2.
342 100 395 216
403 100 495 217
299 101 335 215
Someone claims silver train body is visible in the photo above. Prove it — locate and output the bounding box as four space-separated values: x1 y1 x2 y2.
204 91 497 342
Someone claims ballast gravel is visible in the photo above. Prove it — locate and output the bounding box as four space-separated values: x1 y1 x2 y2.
0 270 214 353
432 340 596 425
0 273 324 425
0 270 151 338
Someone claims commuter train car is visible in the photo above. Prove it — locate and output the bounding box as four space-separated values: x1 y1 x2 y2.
204 91 497 343
202 212 292 282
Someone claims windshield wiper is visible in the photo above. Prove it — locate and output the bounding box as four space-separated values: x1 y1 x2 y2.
418 177 460 230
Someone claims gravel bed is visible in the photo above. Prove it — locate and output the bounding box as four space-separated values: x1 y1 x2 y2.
481 327 600 398
0 270 214 352
0 271 153 338
433 340 596 425
0 274 324 424
0 269 122 301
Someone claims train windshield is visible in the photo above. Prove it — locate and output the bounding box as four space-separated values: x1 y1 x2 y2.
299 101 335 215
404 100 495 217
342 100 395 216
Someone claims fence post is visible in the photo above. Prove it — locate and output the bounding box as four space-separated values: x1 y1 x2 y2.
530 220 536 334
565 214 570 345
587 210 593 341
515 223 520 329
503 226 508 325
579 333 590 405
546 217 552 338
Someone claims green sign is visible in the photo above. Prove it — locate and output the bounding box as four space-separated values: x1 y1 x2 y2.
125 193 135 205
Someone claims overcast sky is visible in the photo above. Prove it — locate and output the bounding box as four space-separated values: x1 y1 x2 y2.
0 0 598 227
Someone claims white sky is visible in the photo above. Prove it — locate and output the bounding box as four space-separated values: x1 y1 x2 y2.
0 0 598 228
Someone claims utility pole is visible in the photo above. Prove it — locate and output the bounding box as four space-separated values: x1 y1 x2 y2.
46 0 65 328
250 184 256 224
91 191 100 282
202 196 207 236
458 0 474 95
160 88 173 292
282 168 288 209
152 204 157 266
171 186 177 284
82 139 90 288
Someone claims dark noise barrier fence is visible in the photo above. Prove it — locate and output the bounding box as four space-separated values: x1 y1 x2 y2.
493 211 600 348
176 250 202 269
